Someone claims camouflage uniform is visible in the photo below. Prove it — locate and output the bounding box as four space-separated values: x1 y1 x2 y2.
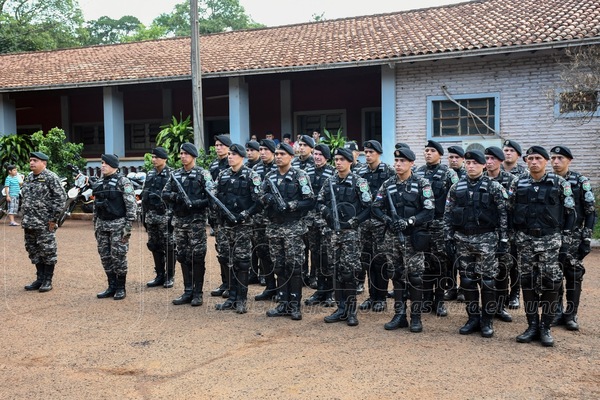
252 159 278 300
485 170 518 319
93 172 137 298
292 154 315 284
444 174 508 336
350 160 366 173
414 162 458 316
209 157 231 297
556 170 596 330
452 166 467 180
303 162 335 305
21 168 66 291
262 167 314 320
162 166 213 306
509 171 575 344
213 165 262 313
141 165 175 288
318 172 371 326
501 163 527 176
291 154 315 170
372 173 434 332
356 161 395 311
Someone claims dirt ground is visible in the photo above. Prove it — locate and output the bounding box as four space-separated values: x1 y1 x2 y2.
1 218 599 400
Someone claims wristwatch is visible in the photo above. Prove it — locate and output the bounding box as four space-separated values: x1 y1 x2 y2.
408 217 415 226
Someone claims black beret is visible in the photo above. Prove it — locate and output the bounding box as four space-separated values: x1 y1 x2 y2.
394 147 416 161
30 151 49 161
344 141 359 151
334 147 354 162
300 135 315 148
229 143 246 158
425 140 444 155
447 145 465 158
314 144 331 160
101 153 119 168
550 145 573 159
363 140 383 154
214 134 232 147
395 142 411 150
259 139 276 153
464 150 486 165
484 146 505 161
151 147 169 159
503 139 522 156
180 142 199 158
276 143 295 156
525 146 549 160
245 140 260 151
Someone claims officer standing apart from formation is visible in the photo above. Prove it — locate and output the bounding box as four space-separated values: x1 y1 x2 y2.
357 140 395 312
21 151 66 292
261 143 314 320
213 144 263 314
549 146 596 331
510 146 575 347
94 154 137 300
142 147 176 289
372 147 434 333
304 144 336 307
162 143 213 306
415 140 459 317
318 147 371 326
252 139 279 300
483 146 518 323
209 134 232 299
444 150 509 338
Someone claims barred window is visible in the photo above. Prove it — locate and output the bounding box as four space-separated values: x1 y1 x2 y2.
431 97 496 137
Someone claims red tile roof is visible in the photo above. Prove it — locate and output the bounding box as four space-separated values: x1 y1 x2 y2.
1 0 599 91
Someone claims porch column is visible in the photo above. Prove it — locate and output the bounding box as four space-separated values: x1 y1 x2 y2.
280 80 292 137
103 86 125 157
228 76 249 145
381 65 396 165
0 94 17 136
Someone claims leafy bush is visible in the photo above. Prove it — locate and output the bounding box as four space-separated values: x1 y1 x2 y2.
31 127 86 183
0 133 33 182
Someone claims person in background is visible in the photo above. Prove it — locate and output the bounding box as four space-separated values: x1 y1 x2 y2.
4 164 22 226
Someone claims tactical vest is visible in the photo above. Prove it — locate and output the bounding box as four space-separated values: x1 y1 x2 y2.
416 164 449 218
450 177 498 233
331 175 365 222
266 171 305 221
307 164 334 196
142 167 170 213
292 156 314 171
254 160 276 179
513 173 562 234
388 179 422 219
217 167 255 214
172 168 206 215
210 158 228 180
358 163 394 199
566 171 585 227
93 174 126 220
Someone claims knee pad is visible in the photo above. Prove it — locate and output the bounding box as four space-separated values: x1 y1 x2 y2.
564 266 585 283
407 273 422 289
481 277 495 291
520 273 534 290
459 273 479 290
146 241 161 252
541 277 561 291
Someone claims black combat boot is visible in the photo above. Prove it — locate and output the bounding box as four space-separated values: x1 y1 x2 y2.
97 271 117 298
495 263 512 322
384 285 408 330
147 251 166 287
408 274 423 333
211 258 229 297
267 275 290 317
304 274 326 306
163 248 176 288
480 278 496 338
191 260 206 307
563 277 583 331
235 263 250 314
459 275 480 335
172 263 193 305
24 263 45 291
215 283 236 309
113 274 127 300
539 278 560 347
324 289 346 323
38 264 55 292
551 284 565 326
516 276 540 343
345 286 359 327
255 259 276 301
434 285 448 317
288 273 303 320
322 276 336 307
421 279 434 313
516 313 540 343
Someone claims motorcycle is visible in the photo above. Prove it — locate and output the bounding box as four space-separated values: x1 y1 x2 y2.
127 171 146 221
57 164 96 227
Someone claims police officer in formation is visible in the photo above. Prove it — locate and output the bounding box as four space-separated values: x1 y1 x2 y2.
21 151 66 293
357 140 395 312
261 143 314 320
245 140 261 169
444 150 509 338
209 134 232 299
142 147 176 289
318 147 371 326
303 143 336 306
372 147 434 333
93 154 137 300
510 146 575 347
212 144 263 314
549 146 596 331
252 139 279 301
162 143 213 307
415 140 459 317
343 141 365 174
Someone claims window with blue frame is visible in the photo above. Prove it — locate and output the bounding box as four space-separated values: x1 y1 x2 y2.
428 93 499 139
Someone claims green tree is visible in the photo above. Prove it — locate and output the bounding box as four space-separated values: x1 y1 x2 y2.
0 0 85 53
31 127 86 183
84 15 143 45
0 133 34 182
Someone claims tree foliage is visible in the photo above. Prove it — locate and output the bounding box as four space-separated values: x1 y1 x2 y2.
31 127 86 183
0 133 34 182
84 15 143 46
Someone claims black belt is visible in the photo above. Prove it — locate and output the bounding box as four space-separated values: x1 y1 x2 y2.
522 228 559 237
457 227 495 235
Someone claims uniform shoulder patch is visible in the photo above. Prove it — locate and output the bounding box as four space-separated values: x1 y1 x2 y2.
252 174 261 186
582 181 592 191
124 183 134 194
298 174 309 187
358 180 369 192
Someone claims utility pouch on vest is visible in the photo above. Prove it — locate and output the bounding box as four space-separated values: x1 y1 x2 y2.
411 229 431 251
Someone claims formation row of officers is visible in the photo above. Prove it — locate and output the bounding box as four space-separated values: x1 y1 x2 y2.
18 134 595 348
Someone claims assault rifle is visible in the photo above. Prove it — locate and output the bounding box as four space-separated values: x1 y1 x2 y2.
387 189 405 243
206 189 237 224
169 172 193 208
329 179 341 232
266 177 287 211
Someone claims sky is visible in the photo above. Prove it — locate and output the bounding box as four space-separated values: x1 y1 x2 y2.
78 0 464 27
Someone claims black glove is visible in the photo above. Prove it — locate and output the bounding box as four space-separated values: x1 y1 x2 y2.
497 239 509 255
383 216 394 231
322 208 333 225
236 210 248 223
445 240 456 258
191 199 208 209
262 194 275 206
393 219 408 233
277 202 288 213
578 240 591 260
